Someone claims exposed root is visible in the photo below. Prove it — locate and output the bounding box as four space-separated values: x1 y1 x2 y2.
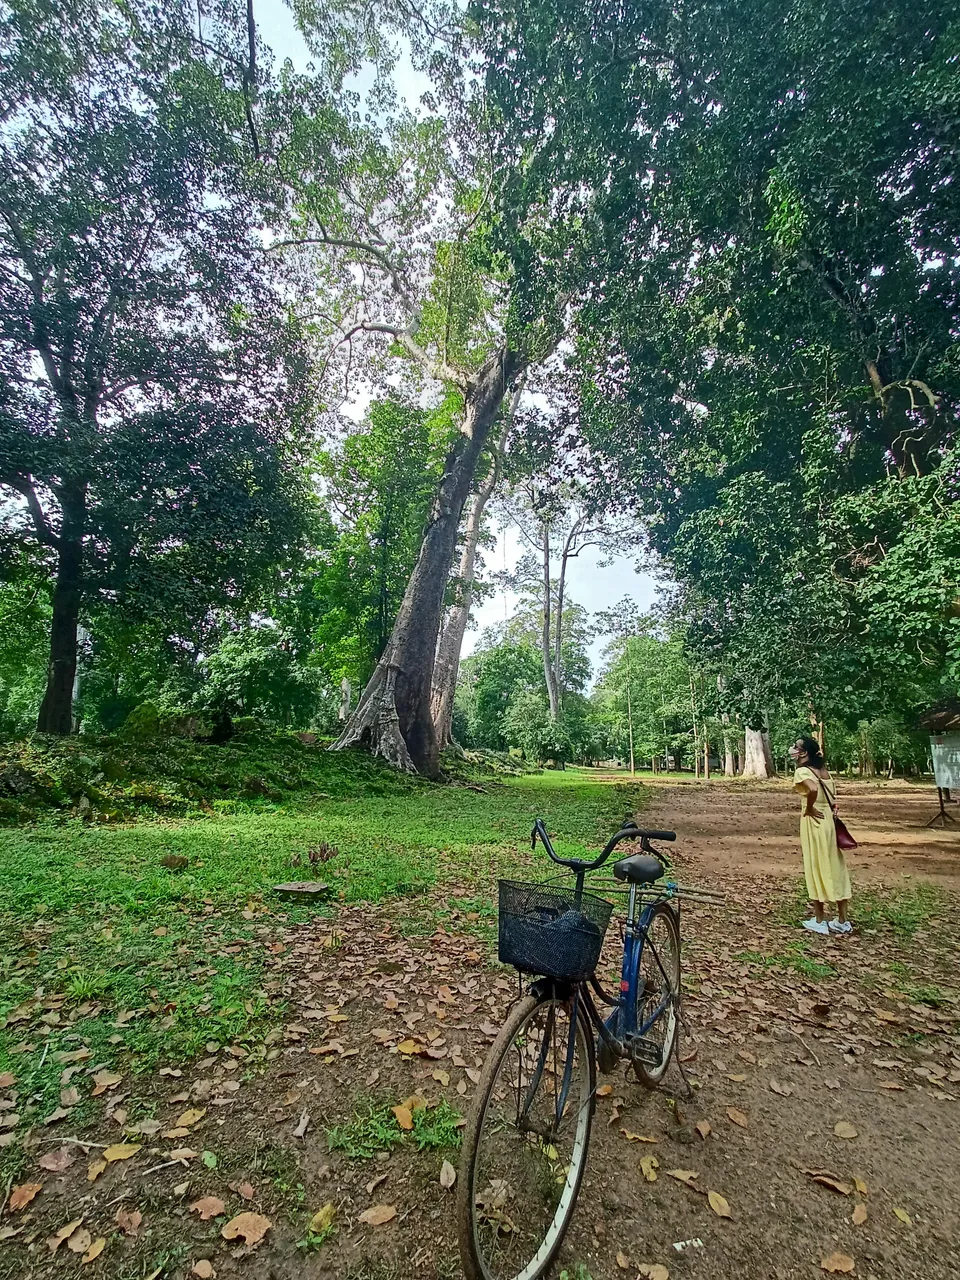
330 661 418 774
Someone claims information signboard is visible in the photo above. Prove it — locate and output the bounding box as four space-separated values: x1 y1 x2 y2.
930 734 960 791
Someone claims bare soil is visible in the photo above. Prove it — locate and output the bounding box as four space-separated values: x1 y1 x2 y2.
3 778 960 1280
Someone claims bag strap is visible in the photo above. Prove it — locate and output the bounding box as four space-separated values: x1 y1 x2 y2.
817 775 837 811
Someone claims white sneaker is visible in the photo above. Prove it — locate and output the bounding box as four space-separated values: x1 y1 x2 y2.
802 917 830 935
828 919 853 935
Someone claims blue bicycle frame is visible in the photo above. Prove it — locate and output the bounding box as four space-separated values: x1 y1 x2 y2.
604 879 677 1048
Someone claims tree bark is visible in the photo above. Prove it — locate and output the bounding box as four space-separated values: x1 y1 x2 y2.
332 348 522 777
540 524 560 720
742 726 773 778
430 383 520 748
37 491 85 734
431 454 500 749
722 713 736 777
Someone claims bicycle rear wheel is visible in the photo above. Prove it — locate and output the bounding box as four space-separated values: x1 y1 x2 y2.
457 992 596 1280
632 902 681 1087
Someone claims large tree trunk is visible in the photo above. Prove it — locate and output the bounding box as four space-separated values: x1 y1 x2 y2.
540 525 560 719
37 519 83 735
333 349 522 777
742 725 775 778
722 713 736 777
431 384 520 748
431 461 499 749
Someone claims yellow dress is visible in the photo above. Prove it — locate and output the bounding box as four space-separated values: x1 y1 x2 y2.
794 767 852 904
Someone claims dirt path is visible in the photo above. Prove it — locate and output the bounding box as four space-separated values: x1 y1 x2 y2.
3 781 959 1280
639 776 960 888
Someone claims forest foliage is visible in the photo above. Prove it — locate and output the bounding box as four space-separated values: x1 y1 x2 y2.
0 0 956 782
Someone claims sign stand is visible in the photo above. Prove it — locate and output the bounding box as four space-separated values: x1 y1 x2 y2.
925 787 958 829
927 735 960 828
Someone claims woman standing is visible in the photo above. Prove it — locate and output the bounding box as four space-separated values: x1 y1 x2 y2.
789 736 852 935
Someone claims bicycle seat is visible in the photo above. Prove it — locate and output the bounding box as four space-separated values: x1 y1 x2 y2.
612 854 664 885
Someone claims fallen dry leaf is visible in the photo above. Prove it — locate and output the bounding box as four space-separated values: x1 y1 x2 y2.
820 1252 855 1273
189 1196 225 1221
221 1212 271 1245
103 1143 141 1162
802 1170 853 1196
893 1207 912 1226
852 1204 868 1225
176 1109 206 1128
637 1266 670 1280
82 1237 106 1264
833 1121 858 1141
87 1159 107 1183
309 1203 336 1233
726 1107 748 1129
46 1218 84 1254
0 1072 14 1088
67 1227 92 1254
665 1169 699 1185
8 1182 42 1212
707 1190 731 1218
596 1084 613 1097
620 1129 659 1143
616 1251 631 1270
115 1207 142 1237
639 1154 659 1183
38 1149 75 1173
769 1080 793 1096
440 1160 456 1189
91 1071 122 1097
358 1204 397 1226
192 1262 215 1278
234 1181 255 1201
695 1119 711 1139
60 1086 81 1108
392 1105 414 1131
853 1176 868 1196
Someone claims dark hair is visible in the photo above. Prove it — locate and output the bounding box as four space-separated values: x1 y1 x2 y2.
798 736 824 767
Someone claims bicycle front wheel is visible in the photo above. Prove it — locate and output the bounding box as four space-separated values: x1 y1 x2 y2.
457 992 596 1280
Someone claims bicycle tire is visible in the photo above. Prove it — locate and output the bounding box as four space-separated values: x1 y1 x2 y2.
456 992 596 1280
632 902 681 1087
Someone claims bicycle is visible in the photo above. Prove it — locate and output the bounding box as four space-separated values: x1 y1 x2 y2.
457 817 717 1280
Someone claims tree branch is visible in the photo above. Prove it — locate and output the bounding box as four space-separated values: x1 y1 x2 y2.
3 475 61 549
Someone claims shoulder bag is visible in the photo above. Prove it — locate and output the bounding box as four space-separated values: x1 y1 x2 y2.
819 776 858 851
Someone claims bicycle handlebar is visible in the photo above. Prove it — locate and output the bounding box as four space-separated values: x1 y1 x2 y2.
531 817 676 874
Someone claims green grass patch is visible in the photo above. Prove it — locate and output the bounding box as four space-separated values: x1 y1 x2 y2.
736 941 836 980
0 735 646 1151
853 883 944 938
327 1098 463 1160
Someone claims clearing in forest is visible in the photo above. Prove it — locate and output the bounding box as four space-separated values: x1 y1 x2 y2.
0 758 958 1280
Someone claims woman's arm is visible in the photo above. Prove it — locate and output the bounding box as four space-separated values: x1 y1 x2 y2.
793 777 824 821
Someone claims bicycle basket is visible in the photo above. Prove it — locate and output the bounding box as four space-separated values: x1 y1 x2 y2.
497 879 613 980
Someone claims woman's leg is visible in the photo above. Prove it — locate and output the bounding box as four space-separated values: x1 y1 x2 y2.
811 900 825 923
837 899 849 924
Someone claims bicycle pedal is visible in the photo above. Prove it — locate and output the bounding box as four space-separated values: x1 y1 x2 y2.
625 1034 662 1066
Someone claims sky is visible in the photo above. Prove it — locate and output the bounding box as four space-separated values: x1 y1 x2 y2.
257 3 663 679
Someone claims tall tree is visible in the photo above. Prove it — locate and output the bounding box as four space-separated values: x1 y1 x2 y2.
475 0 960 747
0 0 314 733
271 24 574 776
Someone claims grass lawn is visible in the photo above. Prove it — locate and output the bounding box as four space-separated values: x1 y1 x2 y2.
0 739 645 1174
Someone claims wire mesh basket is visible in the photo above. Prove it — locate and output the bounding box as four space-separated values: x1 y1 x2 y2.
498 879 614 980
